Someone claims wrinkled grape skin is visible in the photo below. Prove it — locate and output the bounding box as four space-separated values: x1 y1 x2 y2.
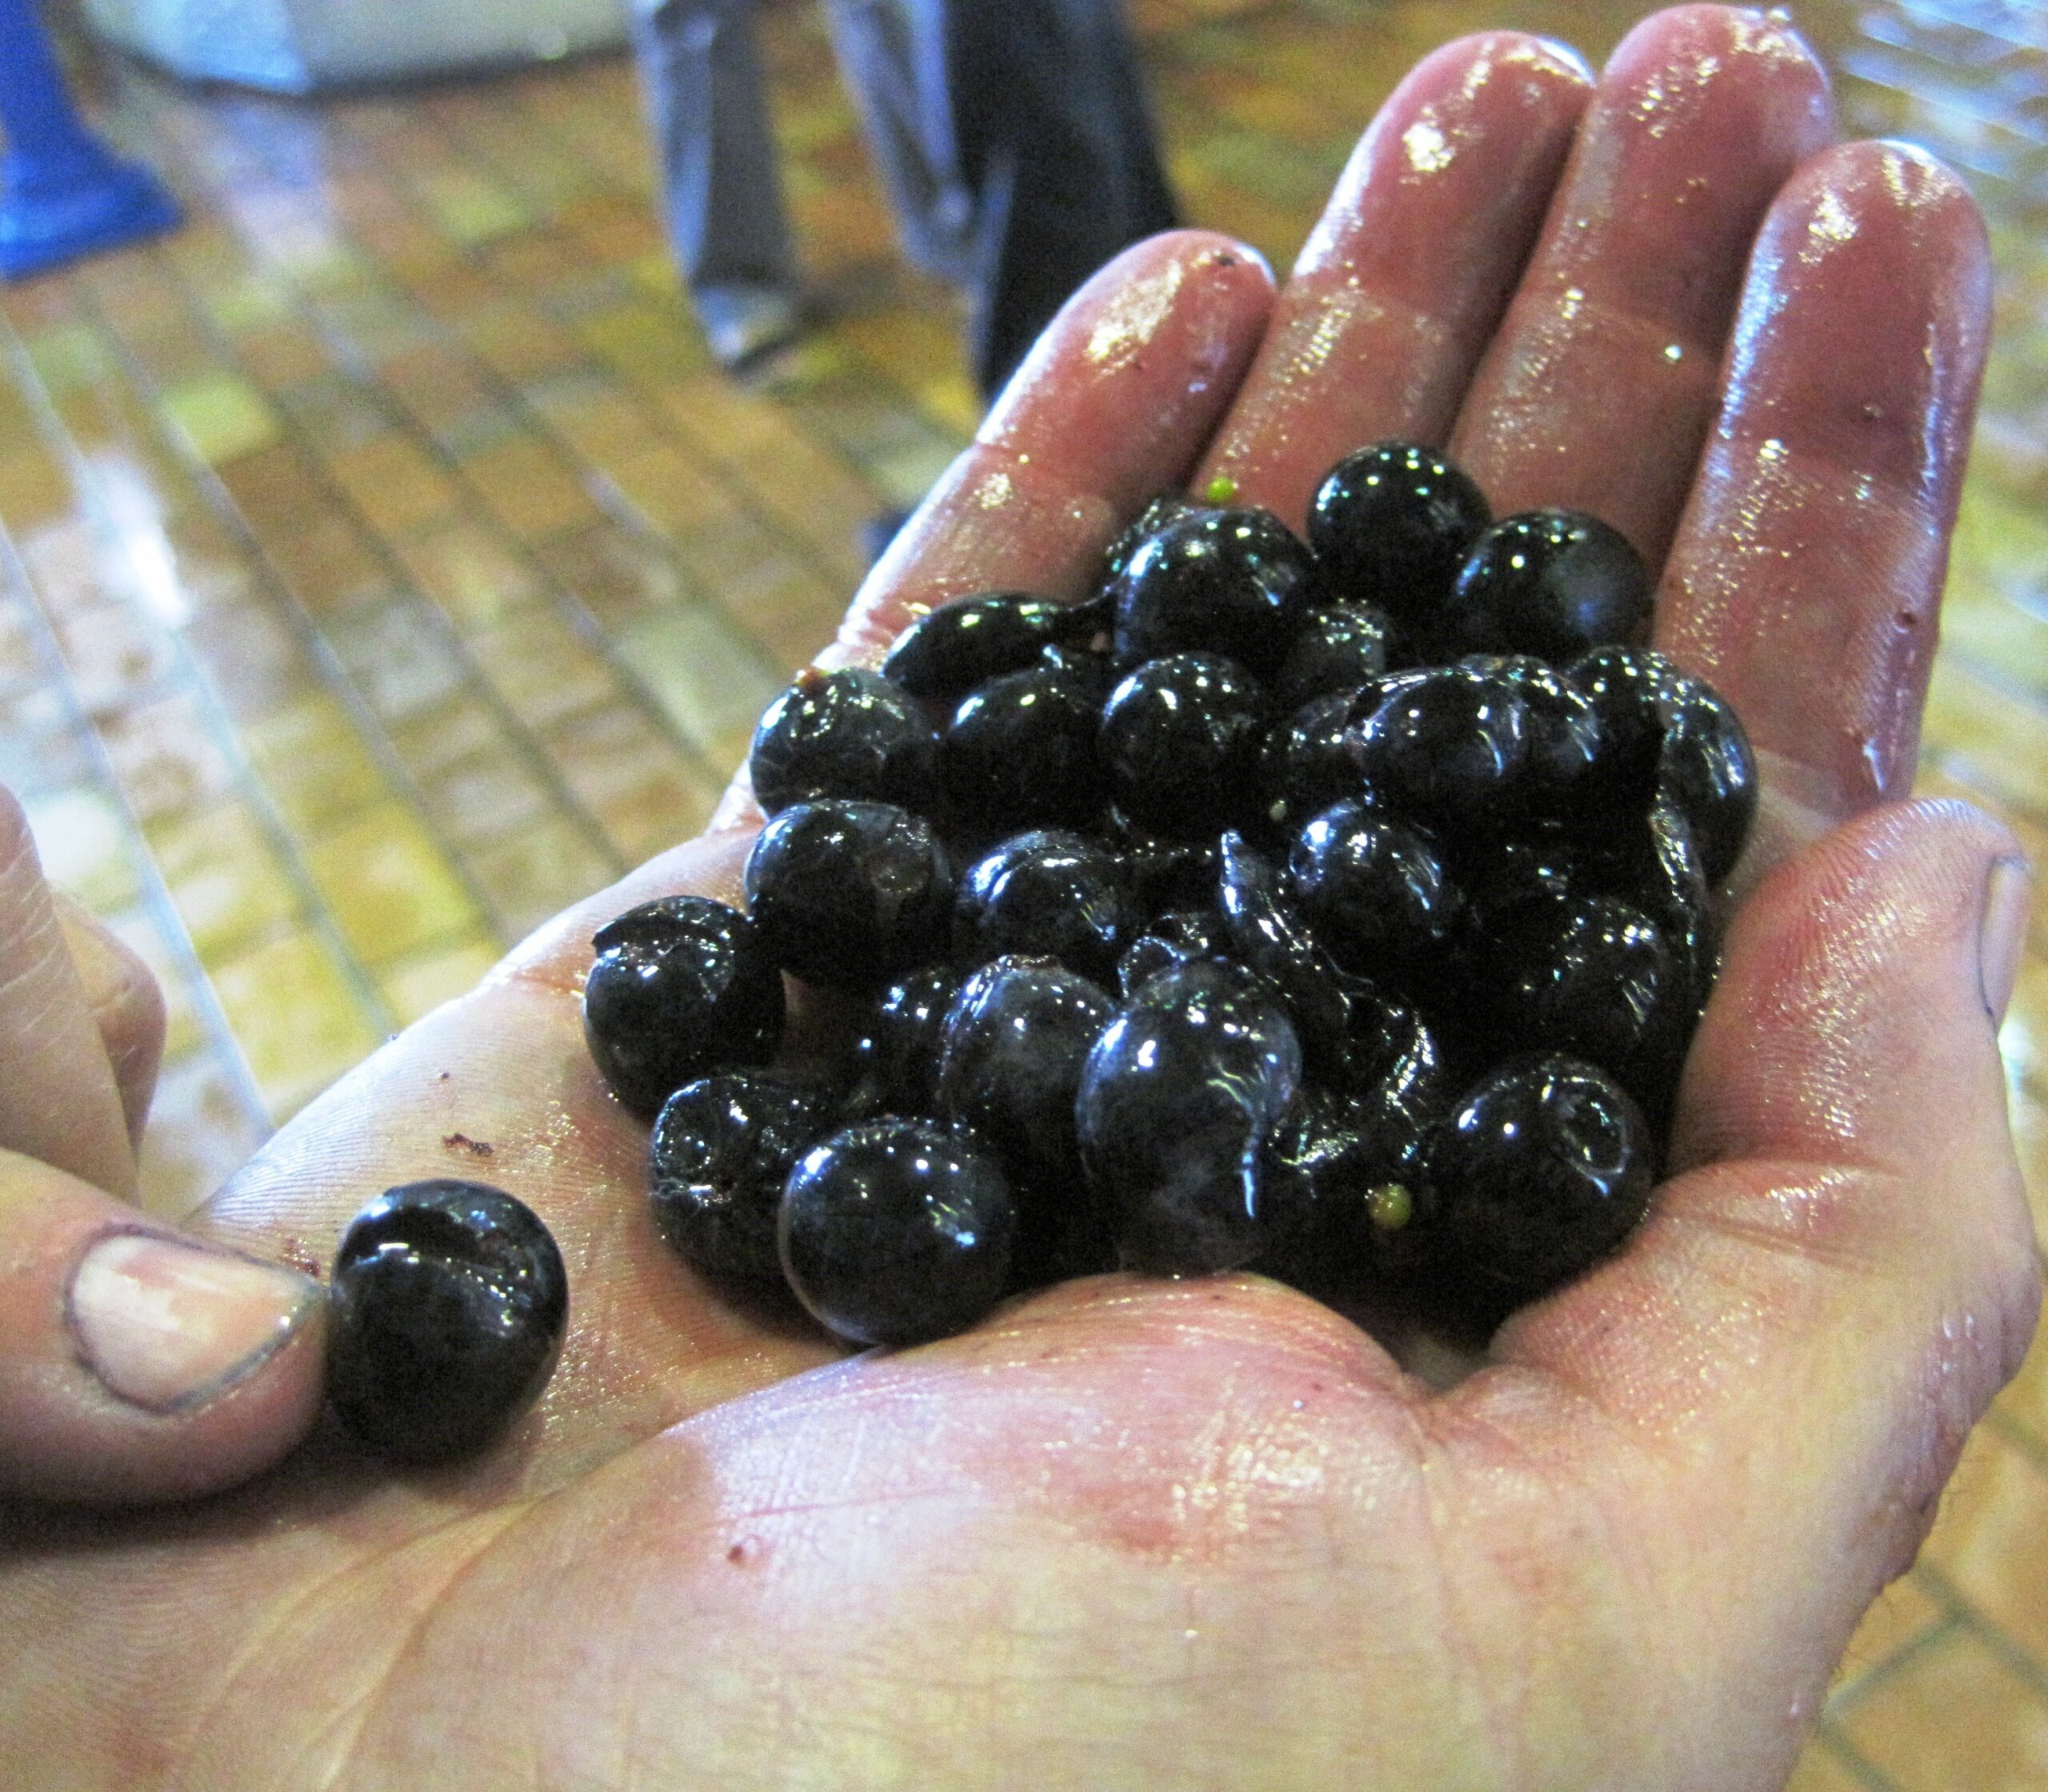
954 830 1142 986
1100 652 1266 840
744 800 953 990
582 895 785 1119
1570 646 1758 887
747 667 939 816
1495 894 1689 1110
650 1074 843 1292
1076 958 1304 1274
882 591 1106 703
942 660 1103 833
1112 506 1317 678
1443 509 1653 663
1116 908 1226 999
1216 830 1358 1059
1308 442 1490 642
326 1181 568 1466
1290 802 1459 986
778 1118 1016 1347
1430 1054 1653 1301
935 958 1115 1283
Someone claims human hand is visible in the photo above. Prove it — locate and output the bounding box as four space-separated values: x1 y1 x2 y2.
3 9 2035 1788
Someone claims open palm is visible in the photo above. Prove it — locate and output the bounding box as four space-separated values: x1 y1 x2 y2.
4 10 2036 1788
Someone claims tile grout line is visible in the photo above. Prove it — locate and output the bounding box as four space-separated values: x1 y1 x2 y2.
0 447 274 1142
119 79 640 902
4 295 406 1044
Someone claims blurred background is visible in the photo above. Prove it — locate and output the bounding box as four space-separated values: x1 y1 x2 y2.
0 1 2044 1780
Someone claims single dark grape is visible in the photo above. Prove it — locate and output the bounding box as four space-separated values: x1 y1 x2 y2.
1442 510 1653 662
650 1074 843 1292
847 963 962 1116
942 658 1102 831
882 592 1099 702
1289 802 1459 986
1430 1054 1654 1301
1465 654 1603 818
1111 506 1316 677
1493 894 1690 1109
779 1117 1016 1346
582 895 785 1118
326 1180 568 1465
1099 651 1265 838
747 666 938 815
1101 491 1196 588
1307 443 1490 639
935 958 1115 1282
744 799 952 989
1272 604 1391 710
954 830 1141 986
1076 958 1303 1274
1348 662 1532 837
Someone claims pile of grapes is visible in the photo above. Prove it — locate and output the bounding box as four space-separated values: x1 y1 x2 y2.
582 442 1756 1350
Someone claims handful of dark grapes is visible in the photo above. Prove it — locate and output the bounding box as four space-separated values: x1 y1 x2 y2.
584 442 1758 1350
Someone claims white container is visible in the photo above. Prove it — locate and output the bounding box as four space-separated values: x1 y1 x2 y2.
81 0 628 93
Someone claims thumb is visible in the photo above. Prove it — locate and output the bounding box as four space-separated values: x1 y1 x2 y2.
0 1157 326 1504
1491 798 2038 1724
0 790 322 1503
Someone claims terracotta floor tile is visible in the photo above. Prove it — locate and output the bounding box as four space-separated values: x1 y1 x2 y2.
232 321 331 395
375 931 502 1026
97 687 238 825
466 812 618 936
207 926 383 1122
1835 1625 2048 1790
542 698 720 862
135 1048 269 1220
394 518 544 632
326 594 473 724
618 604 789 772
1785 1735 1876 1792
1830 1574 1954 1707
1918 1423 2048 1662
159 371 282 467
415 743 562 853
0 443 77 533
533 520 683 634
459 302 586 386
324 430 463 541
466 606 624 730
301 798 485 968
241 691 398 837
144 798 301 962
459 430 602 541
180 596 313 721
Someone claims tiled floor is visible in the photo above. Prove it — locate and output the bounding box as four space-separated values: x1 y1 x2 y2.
2 0 2046 1782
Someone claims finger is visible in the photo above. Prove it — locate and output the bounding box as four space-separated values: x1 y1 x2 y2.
1657 141 1991 865
51 894 166 1149
0 1151 324 1503
835 229 1277 661
0 791 138 1198
1448 5 1836 565
1483 801 2038 1718
1194 30 1593 527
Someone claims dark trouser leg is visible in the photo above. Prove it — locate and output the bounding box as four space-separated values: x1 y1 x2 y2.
946 0 1181 400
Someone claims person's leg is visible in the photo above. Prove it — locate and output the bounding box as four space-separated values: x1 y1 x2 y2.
628 0 806 368
820 0 978 286
946 0 1180 402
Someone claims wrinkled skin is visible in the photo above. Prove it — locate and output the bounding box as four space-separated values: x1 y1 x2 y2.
0 10 2038 1789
